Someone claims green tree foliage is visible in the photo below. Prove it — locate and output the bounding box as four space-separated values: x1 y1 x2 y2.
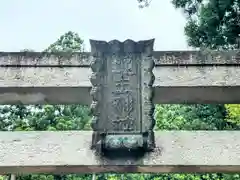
44 31 85 52
171 0 240 49
155 104 229 130
225 104 240 127
138 0 240 49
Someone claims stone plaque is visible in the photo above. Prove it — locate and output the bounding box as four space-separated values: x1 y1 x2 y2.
90 39 155 152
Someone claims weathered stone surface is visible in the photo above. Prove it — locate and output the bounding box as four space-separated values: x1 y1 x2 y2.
0 65 239 104
0 131 240 174
0 65 240 104
90 39 155 152
0 52 91 66
154 50 240 65
0 50 239 66
0 67 90 87
1 66 240 87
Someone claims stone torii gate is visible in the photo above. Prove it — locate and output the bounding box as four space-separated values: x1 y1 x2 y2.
0 39 240 174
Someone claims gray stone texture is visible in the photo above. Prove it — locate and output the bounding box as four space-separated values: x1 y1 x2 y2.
0 49 239 66
0 131 240 173
0 48 239 105
89 39 155 151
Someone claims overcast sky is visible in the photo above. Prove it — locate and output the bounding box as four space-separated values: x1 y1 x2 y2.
0 0 194 51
